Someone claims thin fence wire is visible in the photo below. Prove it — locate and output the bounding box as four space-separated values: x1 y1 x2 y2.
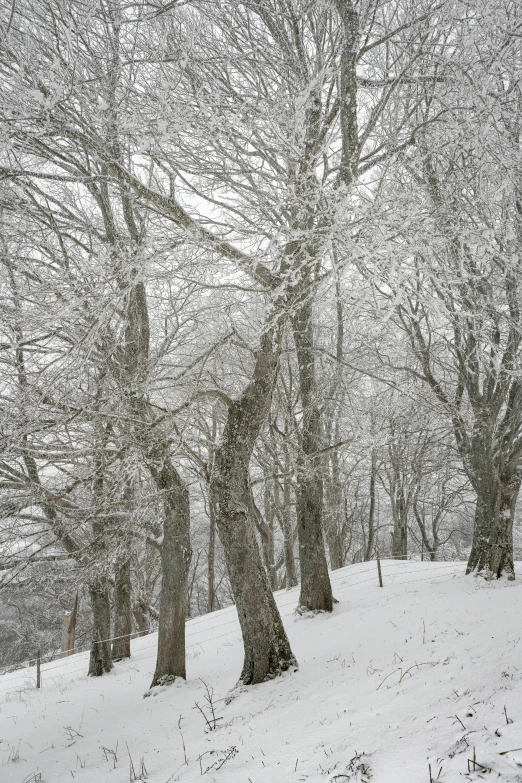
0 559 466 699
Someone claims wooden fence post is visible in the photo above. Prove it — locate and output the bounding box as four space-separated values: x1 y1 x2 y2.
36 649 41 689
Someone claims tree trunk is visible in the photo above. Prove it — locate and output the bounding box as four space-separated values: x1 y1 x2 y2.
324 271 346 570
324 448 345 570
88 580 112 676
118 268 192 684
150 454 191 686
264 482 277 589
391 515 408 560
60 593 78 657
112 556 132 660
466 468 518 580
133 600 150 636
494 475 519 578
88 402 112 677
207 492 217 612
211 328 297 685
273 450 297 588
391 488 408 561
292 300 333 611
252 489 278 590
413 500 440 562
365 453 377 561
207 411 218 612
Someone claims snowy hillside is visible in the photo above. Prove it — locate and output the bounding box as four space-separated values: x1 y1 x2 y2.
1 560 521 783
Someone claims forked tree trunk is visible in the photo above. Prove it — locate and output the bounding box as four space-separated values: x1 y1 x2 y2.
150 454 191 686
112 556 132 660
211 328 297 685
292 300 333 611
88 580 112 676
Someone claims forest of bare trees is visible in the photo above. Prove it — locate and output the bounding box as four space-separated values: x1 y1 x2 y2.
0 0 520 686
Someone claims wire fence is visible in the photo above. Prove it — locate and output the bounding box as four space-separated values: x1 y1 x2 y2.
0 557 466 700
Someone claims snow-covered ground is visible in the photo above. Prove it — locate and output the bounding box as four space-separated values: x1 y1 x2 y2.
1 560 521 783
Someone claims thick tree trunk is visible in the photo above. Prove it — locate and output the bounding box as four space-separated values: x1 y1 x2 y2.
150 455 191 686
495 475 519 578
211 328 297 685
466 469 518 580
292 300 333 612
466 472 499 576
88 580 112 676
112 556 132 660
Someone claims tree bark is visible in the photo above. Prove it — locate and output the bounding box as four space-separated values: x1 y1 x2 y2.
466 465 518 580
211 328 297 685
324 447 345 570
292 300 333 611
324 271 346 570
272 443 297 588
413 501 440 562
364 453 377 561
207 492 217 612
281 473 297 587
495 474 519 578
133 600 151 636
112 556 132 660
60 593 78 657
88 391 113 676
391 489 408 561
88 580 112 676
150 452 192 686
251 489 277 590
119 265 193 683
119 274 192 684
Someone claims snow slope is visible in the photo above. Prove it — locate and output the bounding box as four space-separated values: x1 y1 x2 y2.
1 560 521 783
